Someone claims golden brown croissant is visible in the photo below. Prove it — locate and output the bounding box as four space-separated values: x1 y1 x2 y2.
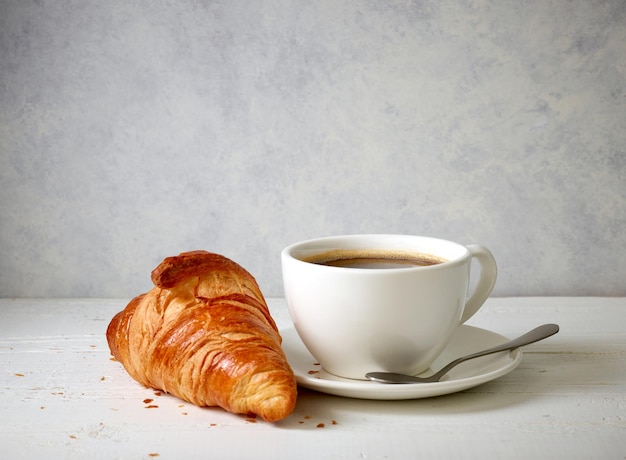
106 250 297 422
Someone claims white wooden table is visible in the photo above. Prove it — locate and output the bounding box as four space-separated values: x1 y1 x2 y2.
1 297 625 459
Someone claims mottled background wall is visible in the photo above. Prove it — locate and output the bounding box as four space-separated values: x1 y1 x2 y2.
1 0 625 298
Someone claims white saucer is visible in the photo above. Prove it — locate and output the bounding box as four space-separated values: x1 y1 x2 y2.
281 325 522 400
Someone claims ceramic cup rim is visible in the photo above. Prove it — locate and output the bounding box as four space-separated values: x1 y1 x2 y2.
281 233 471 272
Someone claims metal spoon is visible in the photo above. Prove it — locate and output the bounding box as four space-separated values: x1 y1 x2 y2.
366 323 559 384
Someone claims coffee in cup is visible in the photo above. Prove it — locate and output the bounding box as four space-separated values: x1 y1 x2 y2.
281 234 497 380
301 248 447 269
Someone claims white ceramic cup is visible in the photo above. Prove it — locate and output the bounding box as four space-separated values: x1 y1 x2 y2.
281 234 497 380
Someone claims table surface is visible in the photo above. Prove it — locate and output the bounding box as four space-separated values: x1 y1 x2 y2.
1 297 625 459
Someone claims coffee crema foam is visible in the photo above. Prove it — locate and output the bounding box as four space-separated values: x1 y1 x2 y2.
301 249 447 269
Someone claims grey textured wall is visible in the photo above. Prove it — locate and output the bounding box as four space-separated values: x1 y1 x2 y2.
1 0 625 298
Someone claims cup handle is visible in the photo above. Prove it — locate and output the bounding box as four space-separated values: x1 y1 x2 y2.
460 244 498 323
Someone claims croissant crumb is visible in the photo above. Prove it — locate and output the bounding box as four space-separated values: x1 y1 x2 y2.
106 250 297 422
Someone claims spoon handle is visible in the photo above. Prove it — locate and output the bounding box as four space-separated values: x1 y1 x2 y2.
434 323 560 378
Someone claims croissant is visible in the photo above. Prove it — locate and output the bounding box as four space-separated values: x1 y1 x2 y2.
106 250 297 422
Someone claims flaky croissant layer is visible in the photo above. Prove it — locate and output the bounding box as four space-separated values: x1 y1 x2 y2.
106 251 297 422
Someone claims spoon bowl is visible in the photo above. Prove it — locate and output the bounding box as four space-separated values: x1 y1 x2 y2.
366 323 559 384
